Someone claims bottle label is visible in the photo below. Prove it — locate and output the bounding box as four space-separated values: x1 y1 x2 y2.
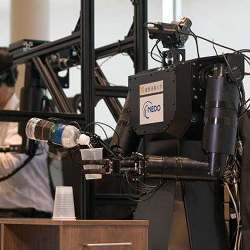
53 124 65 145
38 120 54 141
26 118 41 139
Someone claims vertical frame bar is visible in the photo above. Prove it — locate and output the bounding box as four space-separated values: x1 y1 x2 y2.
81 0 95 219
134 0 148 73
134 0 148 181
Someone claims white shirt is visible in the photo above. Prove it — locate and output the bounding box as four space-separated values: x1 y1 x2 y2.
0 94 53 212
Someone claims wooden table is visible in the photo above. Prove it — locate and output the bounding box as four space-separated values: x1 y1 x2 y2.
0 219 148 250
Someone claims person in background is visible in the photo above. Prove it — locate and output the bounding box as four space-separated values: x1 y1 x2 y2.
0 47 53 218
0 47 13 73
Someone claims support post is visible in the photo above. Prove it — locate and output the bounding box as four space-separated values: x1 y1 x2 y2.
80 0 95 219
134 0 148 73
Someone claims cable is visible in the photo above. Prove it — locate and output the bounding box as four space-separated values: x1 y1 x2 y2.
236 49 250 53
149 52 162 60
155 41 164 58
212 41 218 56
178 29 250 67
233 49 250 73
240 102 250 118
224 149 241 250
95 123 109 141
190 30 200 58
239 95 250 118
96 121 121 147
84 121 120 145
123 173 165 202
222 53 245 109
84 121 123 159
99 46 163 68
0 154 34 182
223 141 241 249
96 137 120 159
123 168 166 202
150 40 163 64
237 231 242 250
225 183 241 250
234 49 250 62
190 30 237 53
220 52 247 120
134 182 165 202
122 51 163 61
147 22 250 69
191 29 250 76
0 141 50 183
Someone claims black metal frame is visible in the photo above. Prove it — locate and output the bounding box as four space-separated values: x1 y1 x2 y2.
3 0 148 219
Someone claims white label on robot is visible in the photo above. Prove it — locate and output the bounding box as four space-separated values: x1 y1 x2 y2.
140 93 164 125
139 80 163 96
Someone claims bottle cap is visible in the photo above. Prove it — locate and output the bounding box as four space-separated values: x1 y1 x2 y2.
78 134 91 146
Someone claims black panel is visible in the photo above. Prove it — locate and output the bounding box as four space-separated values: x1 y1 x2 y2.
129 63 193 137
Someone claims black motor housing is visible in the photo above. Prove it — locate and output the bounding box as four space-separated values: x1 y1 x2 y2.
203 64 241 176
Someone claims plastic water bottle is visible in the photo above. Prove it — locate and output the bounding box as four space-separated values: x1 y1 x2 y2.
26 118 90 148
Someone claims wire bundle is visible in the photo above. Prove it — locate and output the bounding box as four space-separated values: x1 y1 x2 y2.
224 151 241 250
124 171 165 202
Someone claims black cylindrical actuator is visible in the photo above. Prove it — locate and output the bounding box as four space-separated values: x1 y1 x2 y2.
203 65 240 176
111 94 141 156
